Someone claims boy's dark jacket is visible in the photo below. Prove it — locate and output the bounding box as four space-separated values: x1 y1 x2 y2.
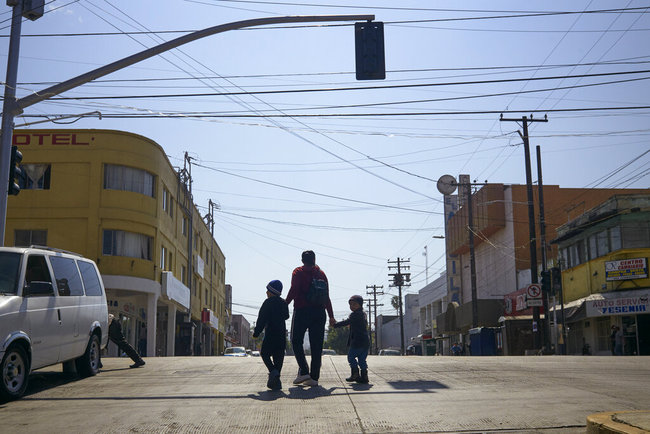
333 309 370 349
253 296 289 341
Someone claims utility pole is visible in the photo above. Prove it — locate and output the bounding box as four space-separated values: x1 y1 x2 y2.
388 259 410 355
366 284 384 354
500 114 548 350
465 179 479 329
423 246 428 285
177 152 194 353
536 145 552 353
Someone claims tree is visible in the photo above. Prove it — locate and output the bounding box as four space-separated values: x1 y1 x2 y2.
391 295 400 314
325 326 348 355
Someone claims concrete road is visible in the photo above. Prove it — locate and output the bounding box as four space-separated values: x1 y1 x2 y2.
1 355 648 433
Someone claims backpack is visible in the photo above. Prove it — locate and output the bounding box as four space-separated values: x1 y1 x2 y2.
306 274 329 306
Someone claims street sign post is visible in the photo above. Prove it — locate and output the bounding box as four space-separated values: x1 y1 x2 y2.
526 283 542 308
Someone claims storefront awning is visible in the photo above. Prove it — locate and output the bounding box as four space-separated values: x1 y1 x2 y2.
556 289 649 323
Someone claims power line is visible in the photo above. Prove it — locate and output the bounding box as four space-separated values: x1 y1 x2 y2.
16 58 650 85
53 105 650 118
39 68 650 100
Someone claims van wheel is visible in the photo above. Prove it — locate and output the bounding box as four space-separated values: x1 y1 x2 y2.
1 345 29 401
75 334 100 377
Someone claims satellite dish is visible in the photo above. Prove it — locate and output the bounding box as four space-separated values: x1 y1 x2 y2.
437 175 457 195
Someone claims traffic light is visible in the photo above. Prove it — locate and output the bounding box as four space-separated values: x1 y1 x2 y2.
540 270 551 294
550 267 562 296
355 21 385 80
8 145 22 196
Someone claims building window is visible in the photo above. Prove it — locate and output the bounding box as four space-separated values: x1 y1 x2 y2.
610 226 622 251
102 230 152 260
162 187 174 218
182 217 188 236
18 164 51 190
14 229 47 247
622 221 649 249
104 164 154 197
162 188 169 213
181 265 187 285
596 230 609 257
161 246 167 270
588 235 598 260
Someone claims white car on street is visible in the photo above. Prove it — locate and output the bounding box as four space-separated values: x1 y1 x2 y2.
223 346 248 357
0 246 108 400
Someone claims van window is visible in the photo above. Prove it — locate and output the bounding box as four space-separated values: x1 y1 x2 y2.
50 256 84 296
0 252 21 295
26 255 52 284
78 261 103 296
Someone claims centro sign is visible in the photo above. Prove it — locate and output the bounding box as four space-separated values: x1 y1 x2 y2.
605 257 648 281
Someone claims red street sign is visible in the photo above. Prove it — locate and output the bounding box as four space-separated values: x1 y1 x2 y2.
527 284 542 299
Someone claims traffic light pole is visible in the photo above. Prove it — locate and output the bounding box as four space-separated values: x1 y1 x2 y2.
0 0 24 241
0 13 376 244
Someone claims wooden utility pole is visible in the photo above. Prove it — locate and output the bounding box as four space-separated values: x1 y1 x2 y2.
499 114 548 350
366 284 384 354
388 259 410 355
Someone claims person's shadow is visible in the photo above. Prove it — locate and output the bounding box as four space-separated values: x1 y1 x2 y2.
248 385 339 401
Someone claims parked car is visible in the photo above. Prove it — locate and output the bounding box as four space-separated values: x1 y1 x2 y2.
322 349 337 355
378 349 401 356
251 350 260 357
223 346 248 357
0 246 109 400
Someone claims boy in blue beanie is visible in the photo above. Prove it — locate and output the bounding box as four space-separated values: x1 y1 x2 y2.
332 295 370 384
253 280 290 390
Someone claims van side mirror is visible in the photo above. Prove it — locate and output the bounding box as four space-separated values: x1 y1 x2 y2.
24 281 55 297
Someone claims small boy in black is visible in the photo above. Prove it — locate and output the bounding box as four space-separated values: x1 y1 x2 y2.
253 280 289 390
333 295 370 384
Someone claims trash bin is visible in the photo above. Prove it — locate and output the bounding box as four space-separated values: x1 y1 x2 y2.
469 327 497 356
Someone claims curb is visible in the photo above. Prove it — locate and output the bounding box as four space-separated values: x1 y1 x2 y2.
587 411 650 434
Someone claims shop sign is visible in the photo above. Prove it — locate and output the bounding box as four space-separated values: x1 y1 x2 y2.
586 293 649 317
202 308 218 330
161 271 190 309
504 287 537 316
605 258 648 281
194 255 205 278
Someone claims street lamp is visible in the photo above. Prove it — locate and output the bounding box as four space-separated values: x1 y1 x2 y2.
0 11 381 242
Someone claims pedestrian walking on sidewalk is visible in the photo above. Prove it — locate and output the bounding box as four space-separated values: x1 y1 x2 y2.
614 325 624 355
333 295 370 384
252 280 290 390
286 250 336 387
108 314 145 368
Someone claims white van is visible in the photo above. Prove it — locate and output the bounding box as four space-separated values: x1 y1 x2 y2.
0 246 108 400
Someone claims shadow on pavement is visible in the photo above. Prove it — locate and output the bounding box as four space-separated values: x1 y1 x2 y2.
23 371 79 398
248 385 339 401
387 380 448 392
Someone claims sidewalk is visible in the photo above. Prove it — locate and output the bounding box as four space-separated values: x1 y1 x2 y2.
587 411 650 434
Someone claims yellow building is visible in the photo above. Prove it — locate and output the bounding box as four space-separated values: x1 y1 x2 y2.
552 194 650 356
6 129 228 356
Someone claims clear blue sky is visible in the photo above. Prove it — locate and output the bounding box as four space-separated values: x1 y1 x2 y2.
3 0 649 323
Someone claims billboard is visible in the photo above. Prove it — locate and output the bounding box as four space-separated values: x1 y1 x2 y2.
605 258 648 281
